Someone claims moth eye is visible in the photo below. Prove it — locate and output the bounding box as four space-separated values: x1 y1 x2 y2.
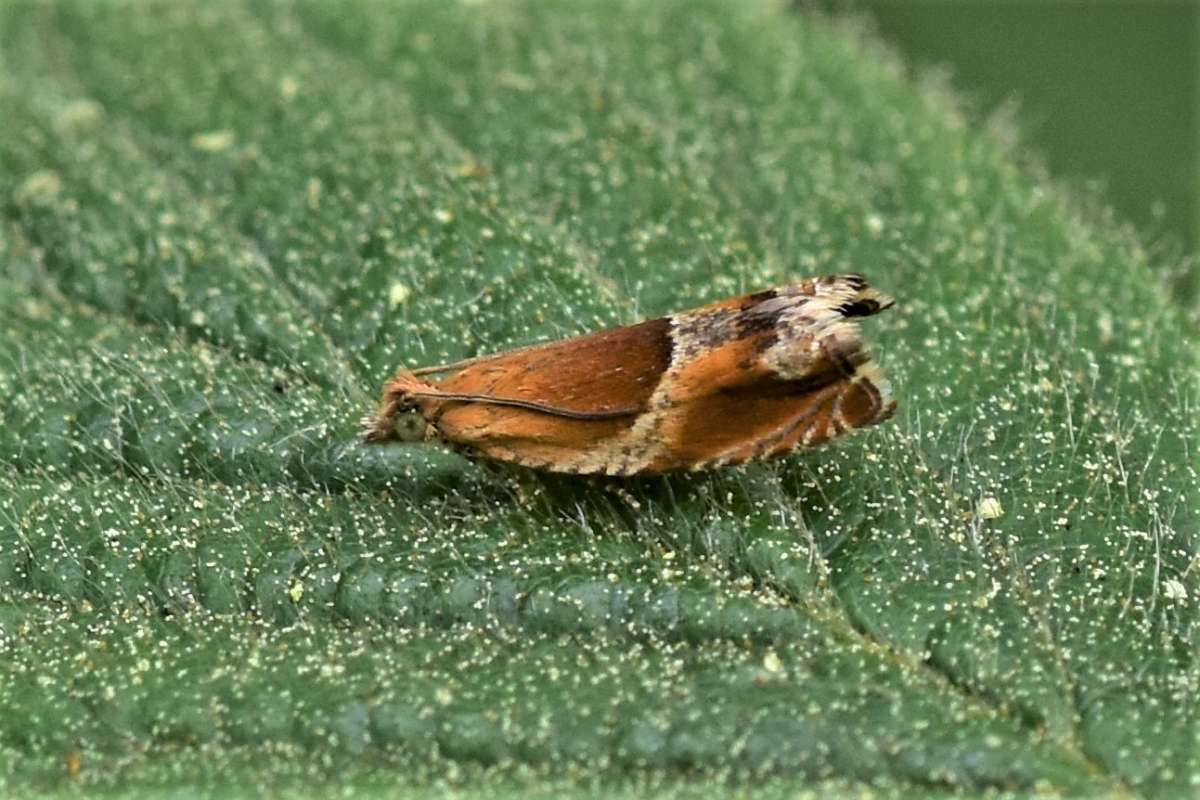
392 410 429 442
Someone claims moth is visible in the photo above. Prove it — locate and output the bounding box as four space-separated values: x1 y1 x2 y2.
362 274 895 475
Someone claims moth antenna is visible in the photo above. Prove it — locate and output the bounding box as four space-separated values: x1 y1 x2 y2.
401 389 641 421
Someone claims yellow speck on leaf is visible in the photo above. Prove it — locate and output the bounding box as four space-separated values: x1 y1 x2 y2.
389 282 412 307
191 130 235 152
977 496 1003 520
306 177 322 210
865 213 885 237
280 75 300 101
16 170 62 204
456 160 489 179
55 99 105 134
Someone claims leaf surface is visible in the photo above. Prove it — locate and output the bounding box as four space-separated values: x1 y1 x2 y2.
0 1 1195 796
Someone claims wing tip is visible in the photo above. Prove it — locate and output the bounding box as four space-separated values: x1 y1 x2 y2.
833 274 895 318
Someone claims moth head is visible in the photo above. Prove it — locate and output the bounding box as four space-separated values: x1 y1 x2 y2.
390 406 431 442
361 395 431 445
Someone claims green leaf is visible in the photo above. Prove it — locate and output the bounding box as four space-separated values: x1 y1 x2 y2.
1 1 1195 797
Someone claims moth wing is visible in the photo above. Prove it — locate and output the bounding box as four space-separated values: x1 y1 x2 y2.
643 282 895 471
664 367 895 471
434 316 674 416
369 273 895 474
414 317 672 471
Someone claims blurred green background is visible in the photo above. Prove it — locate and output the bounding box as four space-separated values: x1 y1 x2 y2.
817 0 1199 300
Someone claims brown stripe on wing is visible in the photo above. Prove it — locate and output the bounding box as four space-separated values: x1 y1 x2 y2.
683 363 894 470
645 371 843 472
681 379 844 470
771 363 894 455
837 362 896 429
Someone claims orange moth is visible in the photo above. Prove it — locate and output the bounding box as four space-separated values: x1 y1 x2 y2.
363 274 895 475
